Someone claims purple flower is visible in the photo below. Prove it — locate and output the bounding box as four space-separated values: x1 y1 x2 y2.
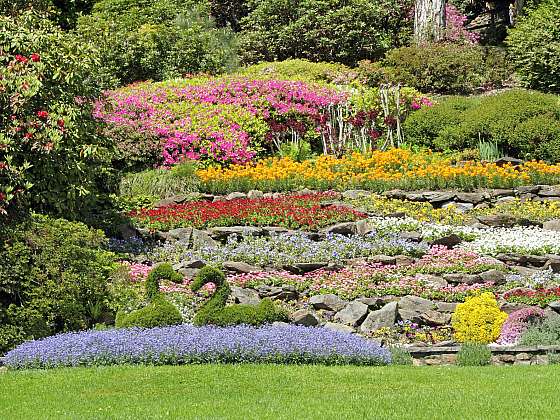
497 307 546 345
3 325 391 369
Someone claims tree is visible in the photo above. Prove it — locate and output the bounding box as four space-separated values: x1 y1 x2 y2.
414 0 446 43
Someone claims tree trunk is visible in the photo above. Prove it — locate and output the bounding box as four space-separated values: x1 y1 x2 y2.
414 0 446 44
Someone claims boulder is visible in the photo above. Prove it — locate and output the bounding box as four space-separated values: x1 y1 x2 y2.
225 192 247 200
517 185 541 195
495 157 524 166
209 226 263 240
115 223 140 241
167 227 193 242
394 255 416 266
368 255 397 266
477 214 517 227
423 191 456 204
398 231 423 242
455 192 488 204
291 309 320 326
543 219 560 231
499 301 530 314
153 194 188 208
309 294 348 312
405 192 427 202
479 269 506 285
181 259 206 269
435 302 457 313
442 273 482 285
333 301 369 327
397 296 433 323
323 222 357 236
192 229 218 249
222 261 261 274
247 190 264 199
355 297 388 309
418 274 448 289
359 301 398 333
177 268 200 280
442 201 474 212
284 262 329 274
545 255 560 273
231 286 261 305
538 186 560 197
496 253 528 265
323 322 355 334
342 190 371 200
382 189 407 200
255 285 298 301
548 301 560 314
430 234 462 248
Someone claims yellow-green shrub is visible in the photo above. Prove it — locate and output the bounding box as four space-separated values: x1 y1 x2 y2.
451 292 507 344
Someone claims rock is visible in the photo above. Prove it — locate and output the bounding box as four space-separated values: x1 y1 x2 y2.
284 262 329 274
479 269 506 285
177 268 200 280
544 308 560 320
548 301 560 313
323 222 357 236
455 192 487 204
222 261 261 274
355 297 388 309
423 191 456 204
153 194 188 208
385 212 407 219
255 285 297 301
543 219 560 231
115 223 139 241
359 302 398 333
368 255 397 266
499 302 530 314
538 186 560 197
405 192 427 202
496 253 528 265
382 189 407 200
495 157 524 166
342 190 371 200
323 322 355 334
545 255 560 273
512 266 539 277
421 310 451 326
182 259 206 269
225 192 247 200
442 201 474 212
209 226 263 240
334 301 369 327
489 189 515 198
247 190 264 199
442 273 482 285
397 296 433 323
291 309 320 326
231 286 261 305
394 255 416 266
517 185 541 194
309 294 348 312
430 234 462 248
496 196 516 203
167 227 193 242
418 274 448 289
398 231 423 242
526 255 549 267
435 302 457 313
477 214 517 227
356 219 371 235
272 321 291 328
192 229 218 249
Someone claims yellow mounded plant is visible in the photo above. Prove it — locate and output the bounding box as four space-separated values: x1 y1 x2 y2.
451 292 508 344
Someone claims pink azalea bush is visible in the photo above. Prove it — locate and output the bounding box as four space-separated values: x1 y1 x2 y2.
497 307 546 345
445 4 480 44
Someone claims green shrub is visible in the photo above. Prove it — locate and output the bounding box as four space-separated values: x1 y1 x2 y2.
115 295 183 328
506 0 560 93
549 351 560 365
403 90 560 161
0 215 116 353
0 0 96 29
77 0 238 85
191 266 288 326
0 11 113 218
239 59 359 85
210 0 250 32
456 343 492 366
520 317 560 346
238 0 413 66
366 44 512 94
389 347 413 366
145 264 183 301
119 161 201 199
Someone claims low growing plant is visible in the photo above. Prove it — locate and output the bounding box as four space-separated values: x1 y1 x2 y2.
456 343 492 366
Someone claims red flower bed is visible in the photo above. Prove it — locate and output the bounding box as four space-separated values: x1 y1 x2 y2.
129 192 366 231
502 287 560 307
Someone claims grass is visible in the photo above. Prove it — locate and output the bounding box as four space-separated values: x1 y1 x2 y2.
1 364 559 419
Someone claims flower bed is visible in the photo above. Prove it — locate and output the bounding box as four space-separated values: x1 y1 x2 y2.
3 325 391 369
196 149 560 194
129 192 366 231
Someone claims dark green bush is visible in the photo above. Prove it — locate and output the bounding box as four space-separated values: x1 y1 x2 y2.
77 0 238 85
456 343 492 366
0 215 116 353
506 0 560 93
145 263 184 301
210 0 250 32
0 0 96 28
115 295 183 328
192 266 288 326
238 0 413 66
364 44 512 94
403 90 560 161
520 317 560 346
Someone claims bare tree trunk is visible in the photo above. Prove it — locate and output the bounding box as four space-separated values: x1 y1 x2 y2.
414 0 446 44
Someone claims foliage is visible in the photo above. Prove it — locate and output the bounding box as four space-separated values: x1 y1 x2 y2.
145 263 183 300
77 0 238 86
456 343 492 366
451 292 507 343
403 90 560 162
503 287 560 307
196 149 560 194
506 0 560 93
238 0 414 66
363 44 511 94
119 161 200 198
520 317 560 346
0 0 96 28
129 192 366 231
0 215 115 354
0 11 112 217
191 266 288 326
388 347 413 365
444 4 480 44
115 295 183 328
210 0 250 31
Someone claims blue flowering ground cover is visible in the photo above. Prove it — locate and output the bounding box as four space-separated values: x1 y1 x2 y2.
3 324 391 369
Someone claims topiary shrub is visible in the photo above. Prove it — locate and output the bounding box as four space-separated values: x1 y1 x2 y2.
403 90 560 162
456 343 492 366
0 215 116 354
191 266 288 326
506 0 560 93
451 292 508 344
369 44 511 94
115 264 183 328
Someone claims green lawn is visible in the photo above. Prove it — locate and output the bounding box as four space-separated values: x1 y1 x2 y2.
1 364 558 419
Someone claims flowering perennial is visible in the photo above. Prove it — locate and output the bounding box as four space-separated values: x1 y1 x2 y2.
497 307 546 345
3 324 391 369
